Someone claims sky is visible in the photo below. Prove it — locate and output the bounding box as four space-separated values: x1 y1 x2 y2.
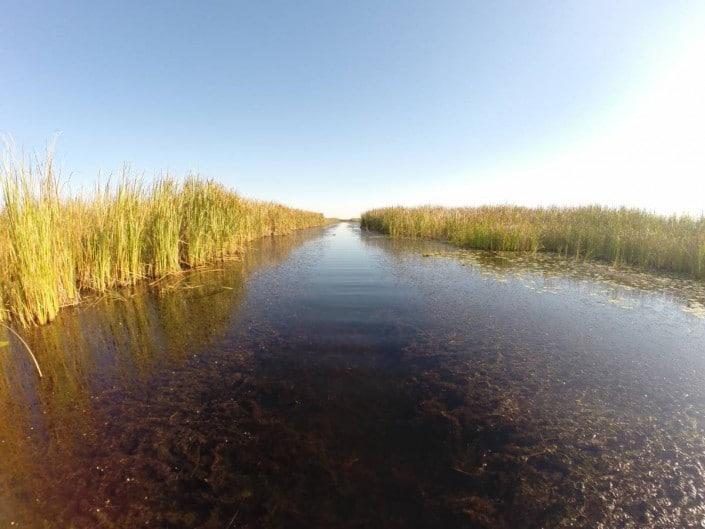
1 0 704 218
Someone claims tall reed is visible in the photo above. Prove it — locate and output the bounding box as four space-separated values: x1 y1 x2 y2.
361 205 705 280
0 152 78 326
146 179 183 278
74 174 148 291
0 151 325 326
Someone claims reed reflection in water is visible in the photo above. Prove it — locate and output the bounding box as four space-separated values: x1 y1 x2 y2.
0 228 322 526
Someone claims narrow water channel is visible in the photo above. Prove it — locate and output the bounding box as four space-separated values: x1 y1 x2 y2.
1 222 705 528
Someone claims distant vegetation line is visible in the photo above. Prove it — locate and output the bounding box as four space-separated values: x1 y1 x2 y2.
0 150 326 326
361 206 705 280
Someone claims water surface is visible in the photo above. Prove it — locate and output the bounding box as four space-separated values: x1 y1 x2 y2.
2 222 705 528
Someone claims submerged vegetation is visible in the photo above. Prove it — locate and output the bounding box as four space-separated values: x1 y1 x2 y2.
0 150 325 326
361 206 705 280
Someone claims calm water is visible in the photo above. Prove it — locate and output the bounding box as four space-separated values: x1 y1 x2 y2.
2 222 705 528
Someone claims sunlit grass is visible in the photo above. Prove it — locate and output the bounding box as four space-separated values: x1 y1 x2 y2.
0 150 325 326
0 151 78 326
361 205 705 279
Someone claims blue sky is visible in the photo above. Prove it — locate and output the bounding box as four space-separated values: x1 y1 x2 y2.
2 0 704 217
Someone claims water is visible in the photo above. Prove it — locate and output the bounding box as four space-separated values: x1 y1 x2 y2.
2 222 705 528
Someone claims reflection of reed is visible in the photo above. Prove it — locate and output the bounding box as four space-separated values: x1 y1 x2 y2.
0 225 324 525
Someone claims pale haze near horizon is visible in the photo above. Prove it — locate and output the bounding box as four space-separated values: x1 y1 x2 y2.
1 1 704 219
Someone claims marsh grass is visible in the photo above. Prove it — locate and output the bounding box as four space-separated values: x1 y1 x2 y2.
1 152 78 326
361 206 705 280
0 151 325 326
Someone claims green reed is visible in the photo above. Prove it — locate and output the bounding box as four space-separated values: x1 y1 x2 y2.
0 152 78 326
361 205 705 279
0 151 325 326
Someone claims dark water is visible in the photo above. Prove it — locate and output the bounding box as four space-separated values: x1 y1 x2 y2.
2 222 705 528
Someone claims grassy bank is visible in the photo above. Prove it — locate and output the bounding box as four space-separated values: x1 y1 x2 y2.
361 206 705 280
0 151 325 326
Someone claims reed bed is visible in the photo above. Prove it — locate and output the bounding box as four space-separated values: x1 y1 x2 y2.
0 152 325 326
361 206 705 280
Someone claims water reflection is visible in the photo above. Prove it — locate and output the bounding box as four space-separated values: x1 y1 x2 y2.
360 226 705 527
0 227 323 526
1 223 705 528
